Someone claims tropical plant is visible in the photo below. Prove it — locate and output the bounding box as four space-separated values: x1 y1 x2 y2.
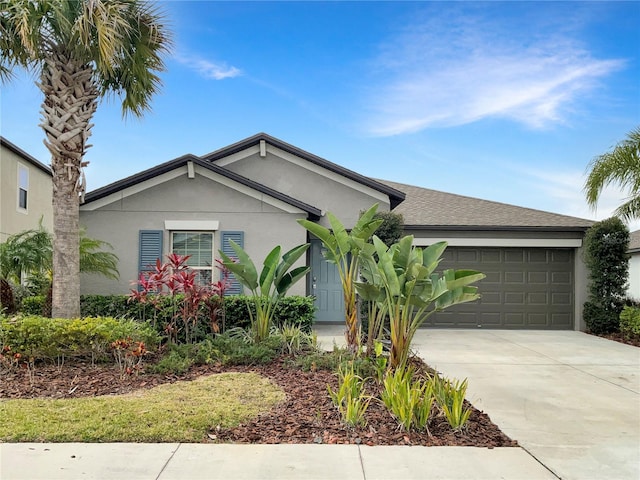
0 225 118 314
219 241 310 342
357 236 484 369
584 126 640 221
582 217 629 334
0 0 171 318
432 375 472 432
327 362 371 428
298 204 383 351
381 365 434 433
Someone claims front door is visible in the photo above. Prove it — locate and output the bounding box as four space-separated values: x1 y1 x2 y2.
310 239 345 322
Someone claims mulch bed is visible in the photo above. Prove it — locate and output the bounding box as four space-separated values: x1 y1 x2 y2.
0 356 516 448
592 332 640 348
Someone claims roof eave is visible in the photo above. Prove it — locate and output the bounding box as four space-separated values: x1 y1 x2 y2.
403 224 592 233
0 137 52 176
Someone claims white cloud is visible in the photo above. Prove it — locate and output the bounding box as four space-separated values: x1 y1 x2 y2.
175 54 242 80
363 7 625 136
520 167 640 231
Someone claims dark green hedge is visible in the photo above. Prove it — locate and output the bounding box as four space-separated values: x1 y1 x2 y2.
19 294 316 338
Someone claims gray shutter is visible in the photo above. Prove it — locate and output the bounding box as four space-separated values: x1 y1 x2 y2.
221 231 244 295
139 230 163 275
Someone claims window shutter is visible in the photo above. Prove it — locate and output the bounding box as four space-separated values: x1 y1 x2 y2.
221 231 244 295
139 230 163 276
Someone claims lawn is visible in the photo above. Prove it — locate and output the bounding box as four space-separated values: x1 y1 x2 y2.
0 373 284 442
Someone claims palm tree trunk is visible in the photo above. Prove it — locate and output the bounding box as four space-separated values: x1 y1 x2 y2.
39 51 98 319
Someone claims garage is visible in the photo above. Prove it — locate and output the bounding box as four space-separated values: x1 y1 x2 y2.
426 247 575 329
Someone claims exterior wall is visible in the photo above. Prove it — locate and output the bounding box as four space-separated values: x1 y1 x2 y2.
80 169 309 295
219 147 391 228
0 142 53 241
628 253 640 300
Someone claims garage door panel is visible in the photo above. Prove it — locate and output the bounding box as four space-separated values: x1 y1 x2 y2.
425 247 574 329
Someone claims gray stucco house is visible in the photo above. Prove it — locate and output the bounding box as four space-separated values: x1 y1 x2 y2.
79 133 594 330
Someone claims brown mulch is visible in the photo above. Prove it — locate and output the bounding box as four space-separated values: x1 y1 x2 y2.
0 357 516 448
592 332 640 347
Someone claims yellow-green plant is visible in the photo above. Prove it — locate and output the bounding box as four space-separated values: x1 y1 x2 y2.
432 375 472 432
298 204 383 351
381 365 434 432
357 235 485 369
220 241 310 342
327 363 371 427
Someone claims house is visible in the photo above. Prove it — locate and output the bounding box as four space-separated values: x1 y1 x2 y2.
78 133 594 330
627 230 640 300
0 137 53 242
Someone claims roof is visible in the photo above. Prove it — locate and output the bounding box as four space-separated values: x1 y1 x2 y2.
380 179 594 231
83 154 322 219
629 230 640 252
202 133 406 209
0 136 52 176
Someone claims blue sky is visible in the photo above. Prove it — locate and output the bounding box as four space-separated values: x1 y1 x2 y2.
2 1 639 227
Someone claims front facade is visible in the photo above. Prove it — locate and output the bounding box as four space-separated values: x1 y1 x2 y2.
0 137 53 241
76 133 594 330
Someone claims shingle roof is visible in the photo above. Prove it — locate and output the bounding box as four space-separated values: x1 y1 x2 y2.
1 136 52 176
629 230 640 252
379 179 594 230
202 133 406 209
83 155 322 219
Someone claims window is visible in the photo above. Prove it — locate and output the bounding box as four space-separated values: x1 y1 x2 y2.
171 231 214 284
17 164 29 211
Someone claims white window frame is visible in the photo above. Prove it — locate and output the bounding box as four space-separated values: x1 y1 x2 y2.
17 163 29 212
170 231 215 285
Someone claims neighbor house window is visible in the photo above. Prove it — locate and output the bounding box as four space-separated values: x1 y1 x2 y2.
17 164 29 211
171 231 214 284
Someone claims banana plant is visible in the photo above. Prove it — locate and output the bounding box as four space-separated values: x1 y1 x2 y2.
219 240 310 342
357 235 485 369
298 204 383 351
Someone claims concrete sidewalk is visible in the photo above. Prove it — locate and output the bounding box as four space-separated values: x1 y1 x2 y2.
0 443 554 480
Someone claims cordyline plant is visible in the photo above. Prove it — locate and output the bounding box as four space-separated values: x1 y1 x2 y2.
298 204 383 352
356 236 485 369
219 240 310 343
130 253 230 344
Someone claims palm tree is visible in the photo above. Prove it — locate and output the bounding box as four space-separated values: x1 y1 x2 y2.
0 0 171 318
0 224 118 315
584 127 640 221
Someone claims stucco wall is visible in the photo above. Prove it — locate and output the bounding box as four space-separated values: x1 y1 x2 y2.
80 170 309 295
0 144 53 241
628 253 640 300
220 148 391 228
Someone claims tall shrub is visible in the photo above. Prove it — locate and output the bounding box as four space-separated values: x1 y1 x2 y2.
583 217 630 334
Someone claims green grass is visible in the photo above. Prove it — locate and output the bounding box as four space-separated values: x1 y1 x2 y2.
0 373 284 442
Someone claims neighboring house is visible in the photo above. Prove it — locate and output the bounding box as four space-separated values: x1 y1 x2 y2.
0 137 53 241
627 230 640 300
75 133 594 330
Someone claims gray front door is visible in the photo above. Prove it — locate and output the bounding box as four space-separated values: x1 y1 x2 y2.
310 239 345 322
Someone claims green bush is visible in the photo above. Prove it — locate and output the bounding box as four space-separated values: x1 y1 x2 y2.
0 315 159 364
619 306 640 339
583 217 630 334
20 295 45 316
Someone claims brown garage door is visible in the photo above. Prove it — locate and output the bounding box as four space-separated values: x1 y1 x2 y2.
426 247 574 329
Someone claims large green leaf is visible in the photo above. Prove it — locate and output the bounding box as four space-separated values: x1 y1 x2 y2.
219 240 258 290
259 246 281 295
442 269 486 290
327 212 351 256
276 265 311 295
296 220 337 252
275 243 310 284
351 204 382 240
422 241 448 273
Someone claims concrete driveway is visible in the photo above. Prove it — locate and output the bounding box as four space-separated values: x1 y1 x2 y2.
410 330 640 480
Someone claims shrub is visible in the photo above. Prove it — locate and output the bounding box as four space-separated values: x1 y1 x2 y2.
620 306 640 339
327 363 371 427
583 217 630 334
381 366 434 433
0 315 159 365
432 375 471 432
20 295 45 316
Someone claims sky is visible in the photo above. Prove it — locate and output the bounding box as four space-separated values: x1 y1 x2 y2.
1 1 639 228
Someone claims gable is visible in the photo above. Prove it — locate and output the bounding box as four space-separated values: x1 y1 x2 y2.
203 134 405 228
